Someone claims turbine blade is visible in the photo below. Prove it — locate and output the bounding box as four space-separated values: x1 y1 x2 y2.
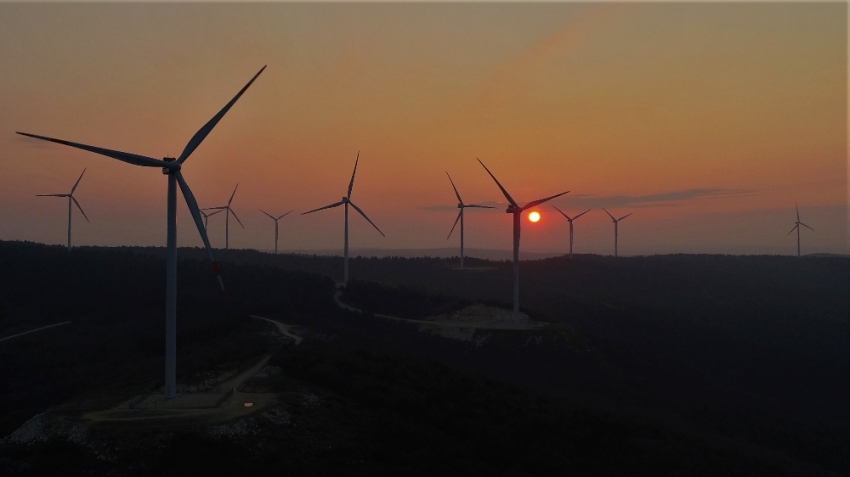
573 209 591 220
17 132 167 168
465 204 496 209
203 206 228 210
175 171 227 297
176 66 266 164
618 213 632 221
260 209 275 220
207 209 224 217
552 205 571 221
800 222 814 231
71 196 89 222
36 194 67 197
477 158 517 207
602 208 616 221
228 183 239 205
229 208 245 228
522 191 569 210
787 225 798 235
302 201 344 215
347 151 360 199
349 201 385 237
796 203 800 222
446 171 463 204
447 210 462 239
278 210 293 220
70 168 86 193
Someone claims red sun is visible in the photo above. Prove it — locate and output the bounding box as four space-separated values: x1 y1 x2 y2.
528 211 541 223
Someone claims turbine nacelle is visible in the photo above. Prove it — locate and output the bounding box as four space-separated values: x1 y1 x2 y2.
161 157 179 174
506 205 519 214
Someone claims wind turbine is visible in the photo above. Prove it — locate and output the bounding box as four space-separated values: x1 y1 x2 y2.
302 152 384 286
261 209 292 254
18 66 266 399
201 208 223 231
477 158 568 321
205 184 243 250
552 206 590 259
788 203 814 257
602 208 632 257
446 171 494 269
37 168 89 251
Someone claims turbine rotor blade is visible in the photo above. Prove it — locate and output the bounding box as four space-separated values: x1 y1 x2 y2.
800 222 814 231
573 209 591 221
260 209 275 220
552 205 571 221
207 209 224 217
71 168 86 193
796 203 800 222
278 210 293 220
203 206 227 210
71 196 89 222
602 208 616 221
302 201 344 215
36 194 67 197
447 210 462 239
175 171 227 297
787 225 798 235
347 151 360 199
228 183 239 205
349 201 385 237
477 158 517 207
446 171 463 204
522 191 569 210
618 213 633 221
229 208 245 228
176 66 266 164
17 132 167 168
465 204 496 209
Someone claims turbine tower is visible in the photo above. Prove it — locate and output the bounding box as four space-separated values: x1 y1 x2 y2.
446 171 494 269
18 66 265 399
201 208 223 231
788 203 814 257
552 206 589 259
477 158 568 321
602 208 632 257
302 152 385 286
261 209 292 254
205 184 243 250
37 168 89 251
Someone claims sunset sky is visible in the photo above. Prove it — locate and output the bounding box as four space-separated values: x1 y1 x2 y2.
0 2 846 256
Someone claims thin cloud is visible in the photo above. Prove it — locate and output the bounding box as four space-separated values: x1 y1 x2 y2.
554 188 755 210
421 201 505 212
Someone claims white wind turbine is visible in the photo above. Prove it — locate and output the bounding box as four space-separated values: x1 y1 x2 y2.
788 203 814 257
201 208 223 231
205 184 243 250
261 209 292 254
477 158 568 321
18 66 266 399
602 208 632 257
446 171 494 269
552 206 590 259
302 152 384 286
37 168 89 251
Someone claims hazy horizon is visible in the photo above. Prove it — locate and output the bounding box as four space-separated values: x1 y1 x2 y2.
1 2 847 256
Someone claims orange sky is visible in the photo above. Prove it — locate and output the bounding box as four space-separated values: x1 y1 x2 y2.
0 2 846 255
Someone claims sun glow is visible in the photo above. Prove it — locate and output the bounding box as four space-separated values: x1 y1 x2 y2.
528 211 541 223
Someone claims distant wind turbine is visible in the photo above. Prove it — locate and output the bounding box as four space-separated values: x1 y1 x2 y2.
302 152 385 286
552 206 590 259
18 66 265 399
201 208 223 231
37 168 89 251
261 209 292 254
477 158 568 321
602 208 632 257
788 203 814 257
205 184 243 250
446 171 494 269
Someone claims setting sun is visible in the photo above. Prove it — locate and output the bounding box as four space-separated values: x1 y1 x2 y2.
528 211 541 223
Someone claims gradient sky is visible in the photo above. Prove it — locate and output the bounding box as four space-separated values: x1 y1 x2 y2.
0 2 846 256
